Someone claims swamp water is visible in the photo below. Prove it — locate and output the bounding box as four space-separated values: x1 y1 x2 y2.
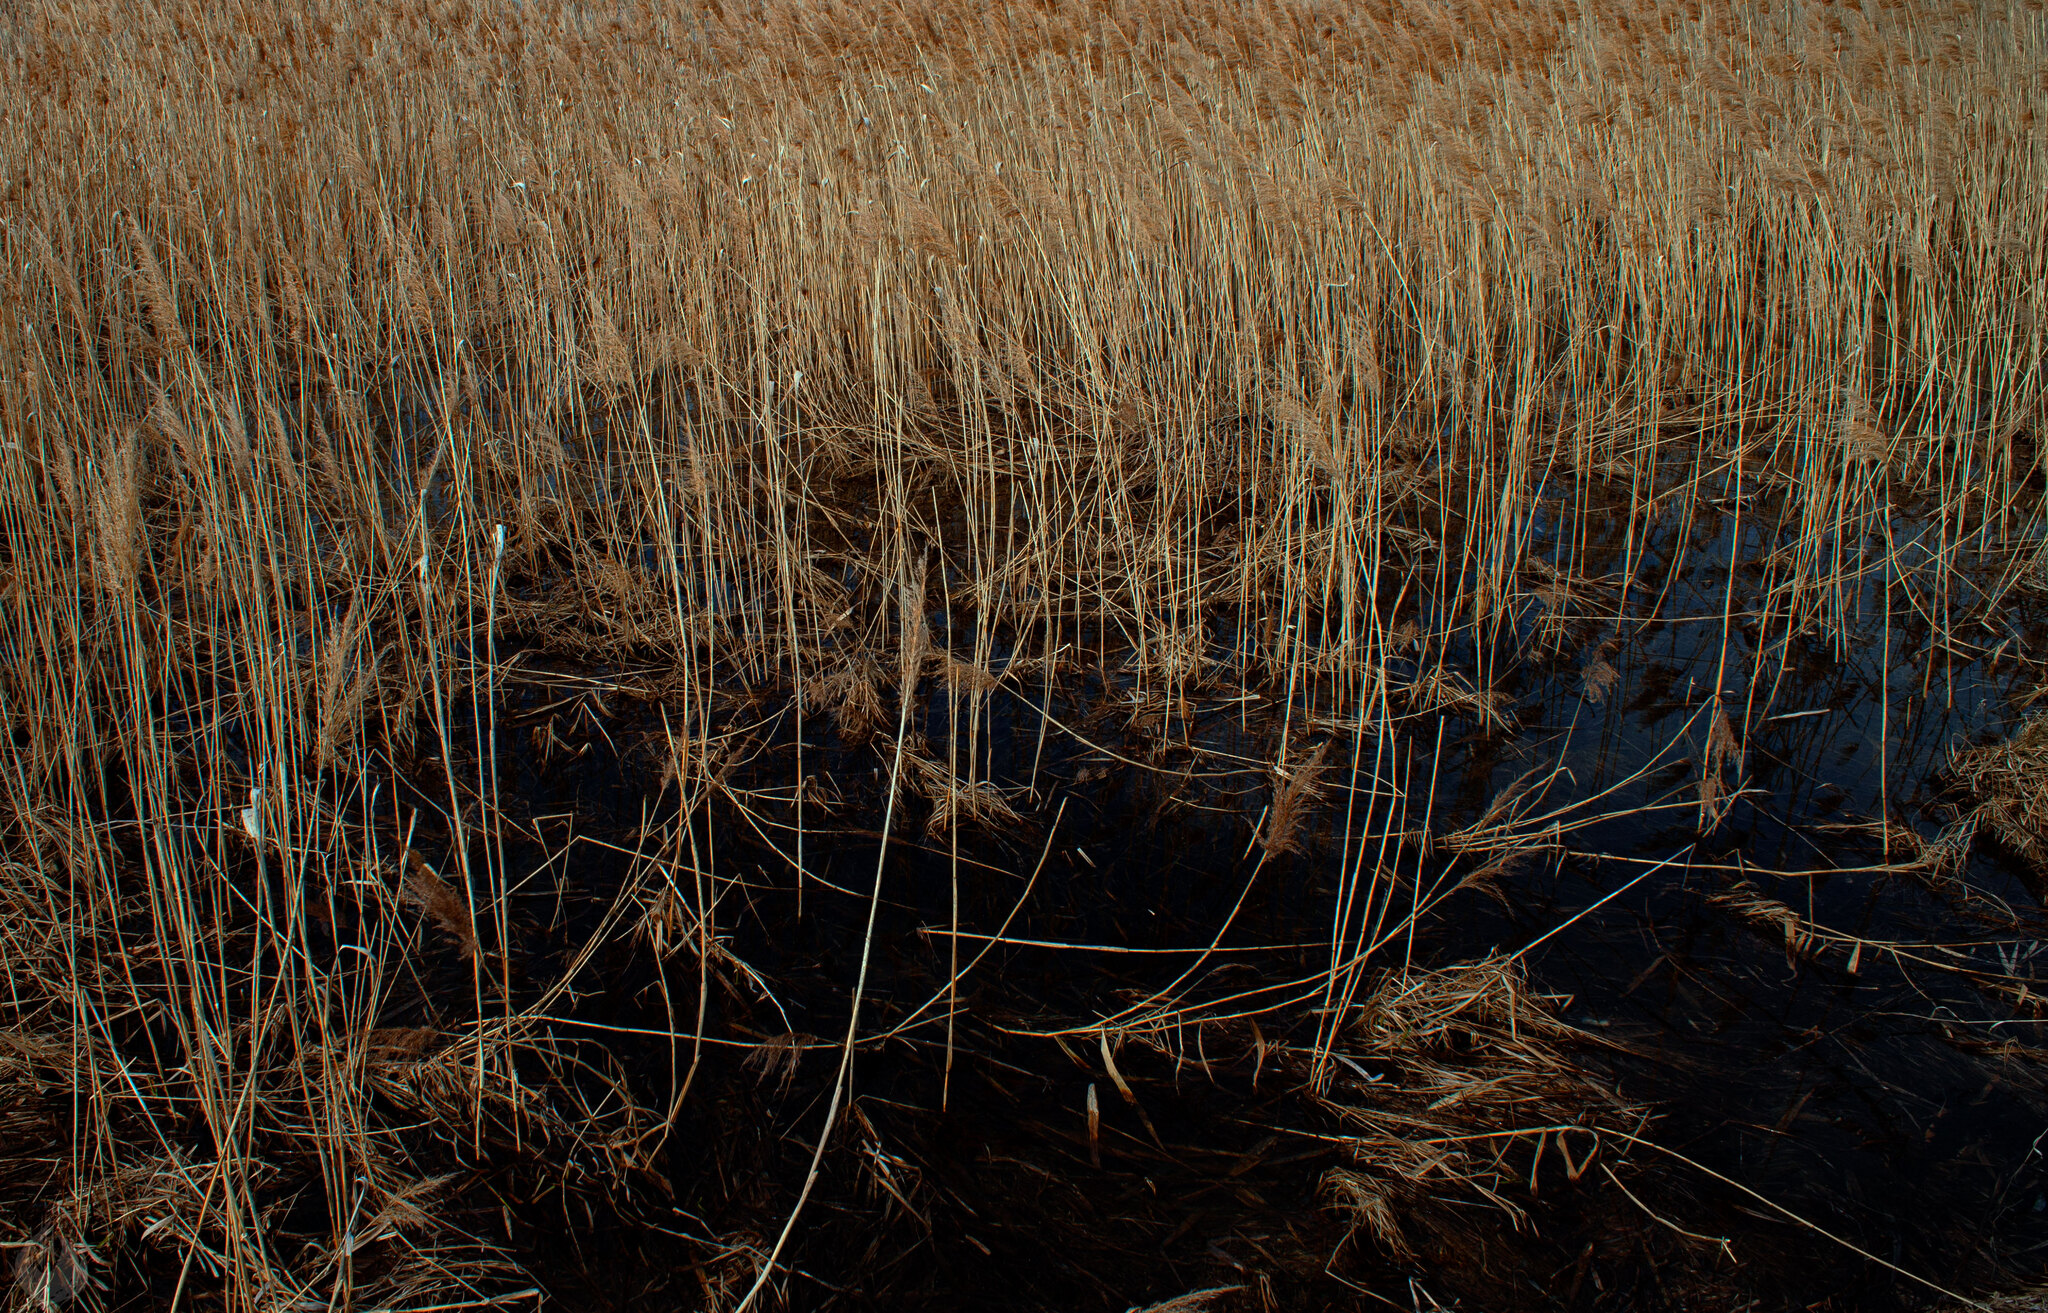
341 463 2048 1312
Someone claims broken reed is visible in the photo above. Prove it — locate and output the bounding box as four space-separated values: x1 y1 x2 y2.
0 0 2043 1305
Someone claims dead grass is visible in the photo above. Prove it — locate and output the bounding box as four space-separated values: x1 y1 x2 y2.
0 0 2043 1304
1947 1287 2048 1313
1314 957 1641 1259
1954 715 2048 876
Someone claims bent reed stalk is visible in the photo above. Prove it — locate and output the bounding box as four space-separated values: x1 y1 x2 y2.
0 0 2044 1306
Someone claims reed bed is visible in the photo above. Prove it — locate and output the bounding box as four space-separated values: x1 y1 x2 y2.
1 0 2044 1306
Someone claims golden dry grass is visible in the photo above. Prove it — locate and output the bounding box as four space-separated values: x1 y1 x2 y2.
1954 714 2048 874
0 0 2044 1305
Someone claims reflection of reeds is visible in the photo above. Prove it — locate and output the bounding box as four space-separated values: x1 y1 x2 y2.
1709 877 2048 1032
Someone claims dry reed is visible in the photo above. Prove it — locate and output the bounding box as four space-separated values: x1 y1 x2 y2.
1953 715 2048 876
0 0 2043 1304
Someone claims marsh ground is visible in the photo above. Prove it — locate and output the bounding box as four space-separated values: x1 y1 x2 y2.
2 0 2046 1308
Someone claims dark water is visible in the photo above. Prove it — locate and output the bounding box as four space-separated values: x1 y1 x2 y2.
379 470 2048 1312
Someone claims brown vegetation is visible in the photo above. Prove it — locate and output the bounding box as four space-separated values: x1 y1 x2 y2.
1955 714 2048 876
0 0 2044 1306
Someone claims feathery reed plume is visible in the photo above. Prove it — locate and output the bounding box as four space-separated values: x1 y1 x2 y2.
1581 654 1621 705
401 851 480 960
1260 739 1330 858
1700 700 1742 833
583 293 633 389
87 428 145 598
386 216 436 336
125 216 184 358
898 557 931 699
